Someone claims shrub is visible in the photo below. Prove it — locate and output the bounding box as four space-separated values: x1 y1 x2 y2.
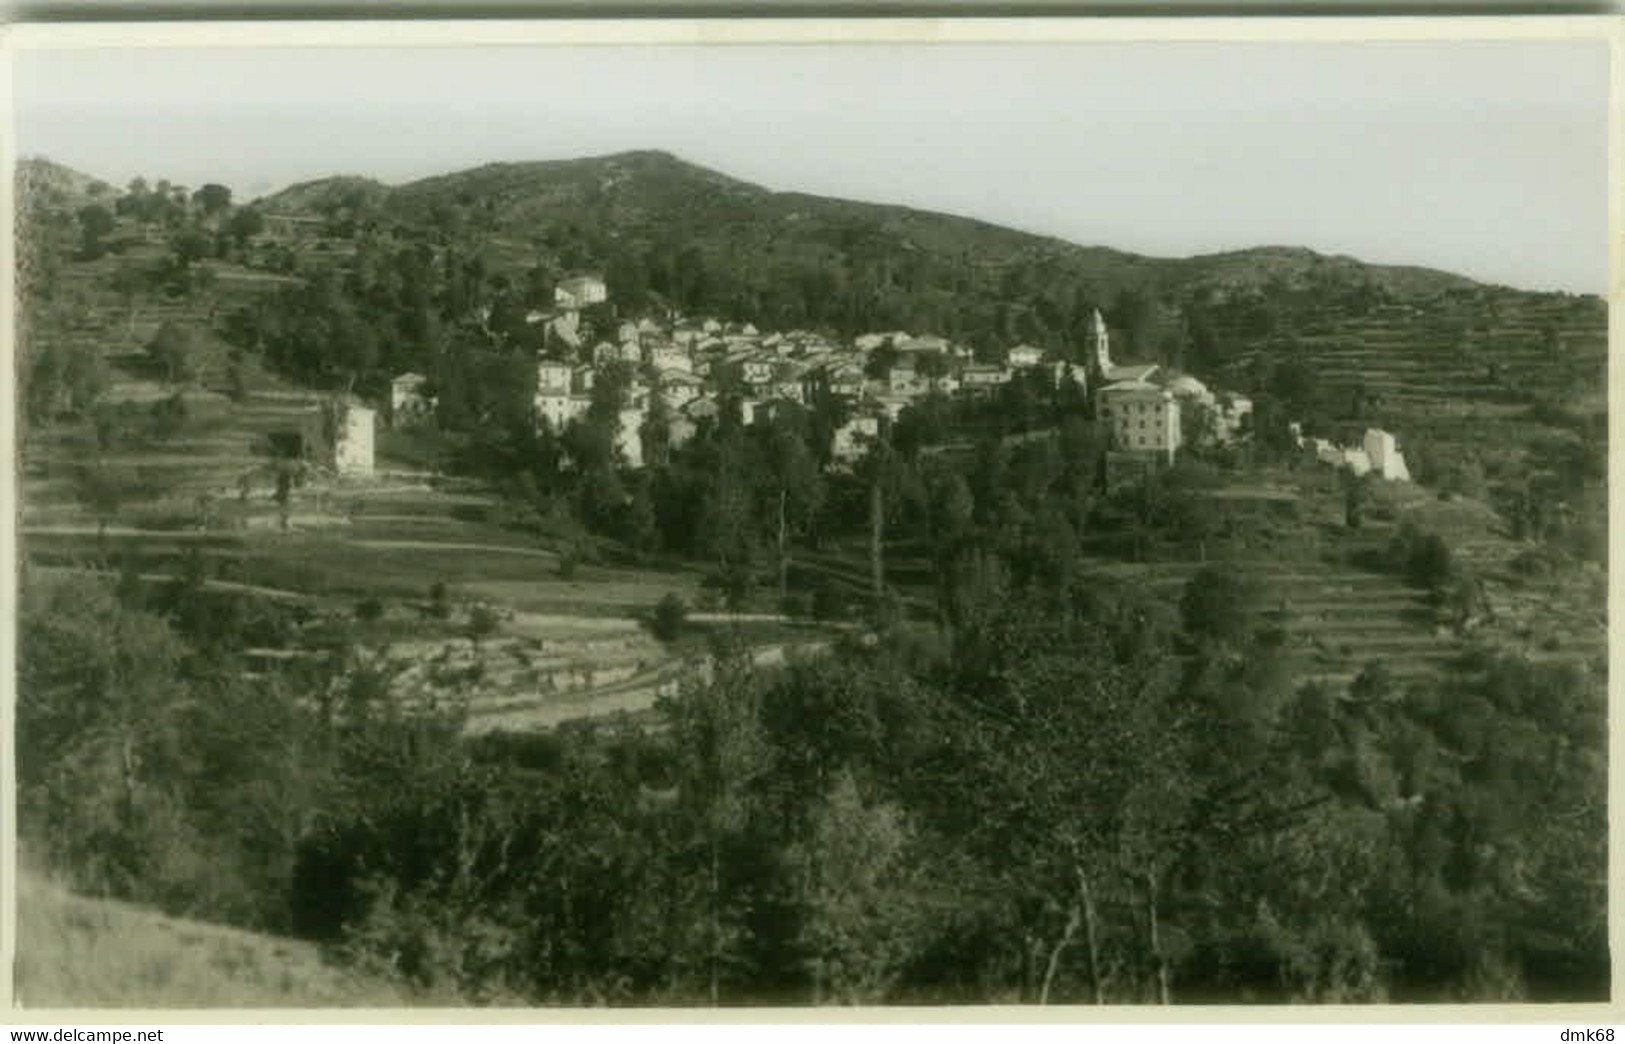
1407 533 1456 591
467 604 501 643
355 598 385 625
1388 524 1457 592
149 392 189 440
1510 547 1560 581
652 593 687 642
1180 565 1263 647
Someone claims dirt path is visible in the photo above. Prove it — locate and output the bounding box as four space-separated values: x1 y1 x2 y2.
30 564 313 603
350 538 560 558
462 638 835 734
24 524 560 560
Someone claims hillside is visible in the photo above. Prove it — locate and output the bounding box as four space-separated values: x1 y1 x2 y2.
14 149 1609 1007
17 156 120 208
16 873 409 1008
246 149 1603 420
257 149 1484 320
251 173 390 215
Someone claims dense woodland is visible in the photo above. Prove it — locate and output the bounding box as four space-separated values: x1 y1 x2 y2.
15 155 1610 1005
18 524 1608 1004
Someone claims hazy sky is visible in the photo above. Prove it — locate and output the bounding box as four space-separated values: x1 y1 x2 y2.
13 38 1610 292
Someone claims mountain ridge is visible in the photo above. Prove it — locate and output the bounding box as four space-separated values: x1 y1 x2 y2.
238 149 1490 300
24 150 1566 300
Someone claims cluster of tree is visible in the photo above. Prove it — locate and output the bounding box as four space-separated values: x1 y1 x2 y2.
17 179 106 430
1380 524 1490 636
19 530 1606 1005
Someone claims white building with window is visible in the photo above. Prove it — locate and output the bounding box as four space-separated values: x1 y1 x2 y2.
329 401 375 477
1098 379 1181 462
537 359 573 395
389 372 433 425
1364 428 1412 482
535 392 591 432
1007 344 1045 369
555 275 608 311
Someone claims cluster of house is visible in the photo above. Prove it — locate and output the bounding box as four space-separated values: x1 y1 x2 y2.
1090 311 1411 483
391 273 1090 469
1091 309 1254 463
383 275 1409 487
1294 424 1412 482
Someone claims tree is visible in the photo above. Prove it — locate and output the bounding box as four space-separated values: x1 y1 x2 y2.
145 321 199 385
272 462 301 531
1342 466 1369 530
855 434 903 612
640 391 675 469
1182 400 1218 451
109 262 152 342
788 771 926 1004
467 604 501 646
758 411 823 602
18 574 193 896
925 472 976 625
169 225 212 268
1396 527 1456 592
1180 565 1263 650
227 207 266 246
653 593 688 642
659 646 774 1004
76 204 115 259
938 592 1194 1003
74 464 129 547
193 183 232 217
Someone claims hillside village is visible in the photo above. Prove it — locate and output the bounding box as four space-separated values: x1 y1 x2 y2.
380 270 1408 487
15 153 1608 1008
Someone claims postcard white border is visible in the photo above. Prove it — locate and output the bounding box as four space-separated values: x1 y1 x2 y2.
2 12 1620 1026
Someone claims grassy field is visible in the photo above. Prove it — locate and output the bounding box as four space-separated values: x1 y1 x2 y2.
15 873 409 1009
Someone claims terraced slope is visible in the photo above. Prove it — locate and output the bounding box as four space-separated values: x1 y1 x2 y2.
1221 291 1607 421
1088 555 1459 690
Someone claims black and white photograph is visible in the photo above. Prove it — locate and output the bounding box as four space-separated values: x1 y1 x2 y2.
7 19 1613 1012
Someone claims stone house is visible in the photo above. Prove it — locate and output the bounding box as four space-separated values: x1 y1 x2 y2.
555 275 608 311
1007 344 1045 369
1097 379 1181 462
536 359 574 396
389 372 434 426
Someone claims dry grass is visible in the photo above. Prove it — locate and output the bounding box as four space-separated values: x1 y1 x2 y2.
15 874 410 1010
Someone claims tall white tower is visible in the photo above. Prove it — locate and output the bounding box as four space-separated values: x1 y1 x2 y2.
1088 308 1113 378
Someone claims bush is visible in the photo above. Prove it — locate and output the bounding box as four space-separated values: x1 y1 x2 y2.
1509 547 1560 581
355 598 385 624
1388 524 1457 592
429 581 450 619
148 392 189 440
1180 565 1263 647
1407 533 1456 591
467 604 501 643
652 593 687 642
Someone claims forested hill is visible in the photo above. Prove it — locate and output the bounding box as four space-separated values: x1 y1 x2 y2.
16 156 120 208
250 149 1485 353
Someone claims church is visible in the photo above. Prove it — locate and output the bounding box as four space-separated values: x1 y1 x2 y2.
1090 308 1253 466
